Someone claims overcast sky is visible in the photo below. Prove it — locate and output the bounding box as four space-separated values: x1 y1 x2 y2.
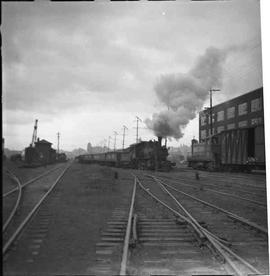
2 0 262 151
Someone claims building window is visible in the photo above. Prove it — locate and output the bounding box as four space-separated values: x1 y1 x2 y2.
217 111 224 122
227 123 235 130
238 120 247 128
251 117 262 126
200 114 207 126
251 98 262 112
238 102 247 116
227 106 235 119
208 113 215 124
217 126 224 133
201 130 206 139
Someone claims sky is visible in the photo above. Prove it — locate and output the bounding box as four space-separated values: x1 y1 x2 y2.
2 0 263 151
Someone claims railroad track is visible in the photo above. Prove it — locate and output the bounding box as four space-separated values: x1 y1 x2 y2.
91 171 268 275
3 165 63 198
2 163 71 256
138 174 268 275
150 175 268 234
157 172 267 202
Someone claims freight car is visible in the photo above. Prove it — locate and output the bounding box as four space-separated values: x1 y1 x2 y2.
77 138 174 171
187 125 265 172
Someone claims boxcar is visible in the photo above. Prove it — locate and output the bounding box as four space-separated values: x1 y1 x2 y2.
188 125 265 171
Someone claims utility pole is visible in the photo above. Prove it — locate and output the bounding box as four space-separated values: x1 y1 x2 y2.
122 125 128 150
103 139 107 152
57 132 60 154
113 131 118 151
108 136 111 151
31 119 38 147
135 116 142 143
209 89 220 135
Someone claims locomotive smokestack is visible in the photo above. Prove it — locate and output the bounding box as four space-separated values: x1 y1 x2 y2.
158 136 162 147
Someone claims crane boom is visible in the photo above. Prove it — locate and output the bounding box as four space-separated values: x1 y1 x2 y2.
31 119 38 147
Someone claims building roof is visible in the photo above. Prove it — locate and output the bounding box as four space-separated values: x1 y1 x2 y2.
35 139 52 145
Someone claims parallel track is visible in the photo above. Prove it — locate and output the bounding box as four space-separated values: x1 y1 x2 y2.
156 175 266 208
2 164 71 255
152 176 268 234
138 174 268 275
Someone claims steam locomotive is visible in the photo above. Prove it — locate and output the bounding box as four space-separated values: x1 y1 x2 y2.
187 125 265 172
76 138 174 171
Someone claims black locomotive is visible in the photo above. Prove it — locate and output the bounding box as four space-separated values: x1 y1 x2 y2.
77 137 174 171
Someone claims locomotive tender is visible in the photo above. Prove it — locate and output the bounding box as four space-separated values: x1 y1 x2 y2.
188 125 265 171
77 138 174 171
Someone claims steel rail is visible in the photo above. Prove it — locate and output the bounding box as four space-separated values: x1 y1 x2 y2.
2 173 22 232
156 176 266 208
159 174 267 197
155 177 231 246
199 174 266 190
136 177 206 242
3 165 63 198
149 176 262 276
119 176 137 275
2 164 70 255
155 178 268 235
154 178 262 275
136 176 244 275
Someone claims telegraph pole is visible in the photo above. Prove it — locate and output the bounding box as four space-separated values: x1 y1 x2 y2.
209 89 220 135
103 139 107 152
114 131 118 151
57 132 60 154
135 116 142 143
108 136 111 150
122 125 128 150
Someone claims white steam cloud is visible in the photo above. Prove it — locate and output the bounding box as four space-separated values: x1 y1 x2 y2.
145 47 227 139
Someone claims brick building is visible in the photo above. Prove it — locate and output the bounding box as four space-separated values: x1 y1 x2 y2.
199 87 264 142
35 138 56 164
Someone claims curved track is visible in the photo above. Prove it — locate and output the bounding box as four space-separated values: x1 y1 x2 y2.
152 176 268 234
133 173 268 275
2 164 71 255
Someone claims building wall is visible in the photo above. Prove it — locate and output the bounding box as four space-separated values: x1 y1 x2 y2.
35 144 52 163
199 87 264 142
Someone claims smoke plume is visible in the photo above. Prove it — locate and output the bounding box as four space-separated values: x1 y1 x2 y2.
145 47 227 139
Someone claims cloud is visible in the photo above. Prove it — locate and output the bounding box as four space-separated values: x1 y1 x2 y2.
2 1 262 149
